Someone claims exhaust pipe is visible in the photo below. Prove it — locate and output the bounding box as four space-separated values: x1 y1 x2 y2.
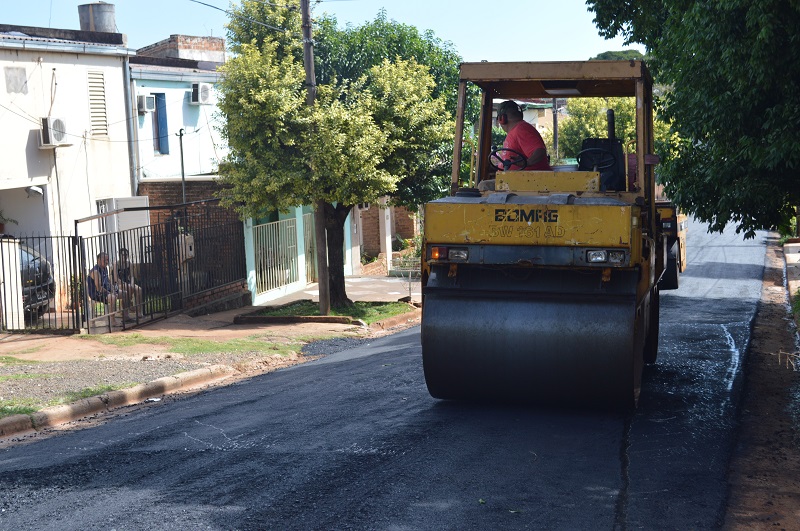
607 109 616 140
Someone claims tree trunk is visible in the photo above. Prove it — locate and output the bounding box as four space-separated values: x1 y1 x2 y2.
325 202 354 308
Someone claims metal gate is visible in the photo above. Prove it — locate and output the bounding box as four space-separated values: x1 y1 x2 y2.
0 201 245 334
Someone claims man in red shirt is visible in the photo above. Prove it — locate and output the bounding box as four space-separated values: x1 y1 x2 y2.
496 100 552 171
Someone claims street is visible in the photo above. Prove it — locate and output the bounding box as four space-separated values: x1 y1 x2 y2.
0 219 768 530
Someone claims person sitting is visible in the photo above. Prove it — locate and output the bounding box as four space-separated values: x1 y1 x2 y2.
87 251 128 321
496 99 552 171
480 100 552 191
112 247 144 320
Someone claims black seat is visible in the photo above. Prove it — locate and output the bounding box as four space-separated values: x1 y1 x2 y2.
577 138 626 191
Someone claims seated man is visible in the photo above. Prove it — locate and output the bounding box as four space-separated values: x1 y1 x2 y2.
112 247 144 319
87 251 127 321
479 100 552 191
497 99 552 171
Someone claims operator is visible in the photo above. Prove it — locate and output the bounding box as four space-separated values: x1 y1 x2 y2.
496 100 552 171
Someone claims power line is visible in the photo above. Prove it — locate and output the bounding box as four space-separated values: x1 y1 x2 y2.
188 0 287 32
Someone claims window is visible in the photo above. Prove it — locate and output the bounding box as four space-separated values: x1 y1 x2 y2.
152 93 169 154
87 71 108 136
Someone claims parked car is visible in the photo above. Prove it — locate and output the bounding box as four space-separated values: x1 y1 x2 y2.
20 243 56 316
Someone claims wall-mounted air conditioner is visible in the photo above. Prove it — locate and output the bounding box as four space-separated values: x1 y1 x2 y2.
38 117 72 149
137 94 156 113
190 82 213 105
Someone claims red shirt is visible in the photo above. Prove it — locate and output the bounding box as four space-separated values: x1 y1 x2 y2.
503 120 552 171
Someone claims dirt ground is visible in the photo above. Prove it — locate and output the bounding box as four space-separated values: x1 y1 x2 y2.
724 239 800 529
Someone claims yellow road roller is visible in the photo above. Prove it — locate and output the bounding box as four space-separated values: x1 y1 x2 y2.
421 60 682 407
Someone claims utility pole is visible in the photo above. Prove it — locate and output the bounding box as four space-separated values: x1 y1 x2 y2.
300 0 330 314
177 128 186 203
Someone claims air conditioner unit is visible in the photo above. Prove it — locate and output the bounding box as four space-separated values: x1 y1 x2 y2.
38 117 71 149
137 94 156 113
190 83 213 105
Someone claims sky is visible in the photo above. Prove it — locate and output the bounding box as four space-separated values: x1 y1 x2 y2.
2 0 642 62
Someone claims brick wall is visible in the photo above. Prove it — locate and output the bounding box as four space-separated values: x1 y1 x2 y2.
359 205 419 257
393 206 419 240
360 206 382 257
137 35 225 63
138 181 239 224
183 281 251 316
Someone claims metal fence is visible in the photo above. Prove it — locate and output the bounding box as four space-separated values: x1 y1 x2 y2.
0 203 245 334
253 218 300 295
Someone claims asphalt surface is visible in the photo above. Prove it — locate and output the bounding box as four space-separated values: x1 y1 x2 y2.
0 219 776 529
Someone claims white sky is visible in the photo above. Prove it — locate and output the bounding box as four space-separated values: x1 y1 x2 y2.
3 0 642 61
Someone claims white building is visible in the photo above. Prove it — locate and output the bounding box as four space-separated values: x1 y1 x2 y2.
0 22 136 237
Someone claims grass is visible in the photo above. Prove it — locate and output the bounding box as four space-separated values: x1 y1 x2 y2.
0 373 53 382
793 289 800 317
257 301 414 325
60 384 136 404
0 399 40 418
0 384 141 419
0 356 40 366
79 332 302 357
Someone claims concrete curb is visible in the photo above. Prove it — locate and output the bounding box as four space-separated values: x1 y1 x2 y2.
370 307 421 330
0 364 235 438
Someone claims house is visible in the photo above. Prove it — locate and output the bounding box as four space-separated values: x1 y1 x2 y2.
0 21 135 237
129 35 229 218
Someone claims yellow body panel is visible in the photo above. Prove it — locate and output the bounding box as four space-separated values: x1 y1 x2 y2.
496 171 600 193
425 202 640 249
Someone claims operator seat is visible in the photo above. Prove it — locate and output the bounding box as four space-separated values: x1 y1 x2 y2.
577 138 626 192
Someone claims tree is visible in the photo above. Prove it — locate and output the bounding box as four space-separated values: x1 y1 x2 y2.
314 9 469 206
218 1 453 306
558 97 637 158
588 0 800 237
590 50 645 61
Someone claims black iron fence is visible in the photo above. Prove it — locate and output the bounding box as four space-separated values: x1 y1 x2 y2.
0 202 245 334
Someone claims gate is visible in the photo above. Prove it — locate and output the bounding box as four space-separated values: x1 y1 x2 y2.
253 218 300 295
0 201 245 334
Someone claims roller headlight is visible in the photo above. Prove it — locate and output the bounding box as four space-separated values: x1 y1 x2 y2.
587 250 607 263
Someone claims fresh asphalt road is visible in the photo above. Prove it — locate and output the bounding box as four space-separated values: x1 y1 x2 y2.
0 219 767 530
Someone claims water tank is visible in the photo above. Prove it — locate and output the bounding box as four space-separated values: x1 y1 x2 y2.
78 3 116 33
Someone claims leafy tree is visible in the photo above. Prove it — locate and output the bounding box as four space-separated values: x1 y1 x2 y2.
314 9 462 115
588 0 800 237
558 97 637 158
590 50 645 61
218 1 453 306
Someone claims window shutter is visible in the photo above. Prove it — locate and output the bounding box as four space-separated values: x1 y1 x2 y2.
87 71 108 136
154 93 169 154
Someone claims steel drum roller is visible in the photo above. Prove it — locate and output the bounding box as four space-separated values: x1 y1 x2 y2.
422 290 642 406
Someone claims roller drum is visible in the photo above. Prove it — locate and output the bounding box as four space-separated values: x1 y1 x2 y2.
422 289 642 407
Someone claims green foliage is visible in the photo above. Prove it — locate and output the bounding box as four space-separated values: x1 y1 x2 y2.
218 2 459 305
590 50 645 60
588 0 800 237
81 332 300 357
558 97 637 158
0 399 38 418
257 300 415 325
314 9 463 116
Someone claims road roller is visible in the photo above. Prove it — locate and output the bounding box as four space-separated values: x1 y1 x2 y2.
420 60 683 408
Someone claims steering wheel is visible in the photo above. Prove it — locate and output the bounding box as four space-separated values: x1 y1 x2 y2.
577 148 617 171
489 147 528 171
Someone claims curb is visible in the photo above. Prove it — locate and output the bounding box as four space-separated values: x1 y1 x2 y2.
370 307 421 330
0 364 235 438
